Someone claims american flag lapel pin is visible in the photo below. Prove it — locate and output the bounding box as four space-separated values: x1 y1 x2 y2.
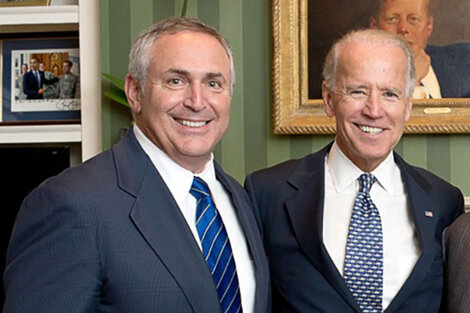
425 210 434 218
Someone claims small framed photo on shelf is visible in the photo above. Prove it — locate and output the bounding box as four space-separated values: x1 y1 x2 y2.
0 0 50 7
1 37 80 124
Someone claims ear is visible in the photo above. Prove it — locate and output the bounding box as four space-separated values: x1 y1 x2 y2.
370 16 379 28
426 16 434 38
322 80 335 118
124 74 142 115
404 97 413 122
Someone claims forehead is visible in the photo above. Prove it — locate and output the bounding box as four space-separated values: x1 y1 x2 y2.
150 31 230 69
336 42 407 83
382 0 428 15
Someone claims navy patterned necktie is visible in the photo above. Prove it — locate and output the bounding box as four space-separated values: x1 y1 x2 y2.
190 176 242 313
344 173 383 313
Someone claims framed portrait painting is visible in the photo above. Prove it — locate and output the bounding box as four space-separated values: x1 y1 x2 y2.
1 37 80 124
272 0 470 134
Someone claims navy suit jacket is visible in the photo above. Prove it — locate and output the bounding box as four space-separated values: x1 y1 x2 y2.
22 71 57 99
245 143 463 313
427 43 470 98
3 129 270 313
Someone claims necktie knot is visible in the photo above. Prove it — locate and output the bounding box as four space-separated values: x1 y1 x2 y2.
190 176 210 200
358 173 376 194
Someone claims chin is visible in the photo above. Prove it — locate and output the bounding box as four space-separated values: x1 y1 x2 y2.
178 143 213 159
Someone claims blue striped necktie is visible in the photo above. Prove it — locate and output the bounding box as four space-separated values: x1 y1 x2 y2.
344 173 383 313
190 176 242 313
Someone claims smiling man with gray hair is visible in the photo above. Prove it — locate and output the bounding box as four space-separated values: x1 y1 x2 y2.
3 17 269 313
245 28 463 313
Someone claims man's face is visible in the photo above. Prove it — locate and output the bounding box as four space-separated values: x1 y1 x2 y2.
126 31 232 173
322 42 412 172
29 59 39 71
39 63 45 71
370 0 433 55
63 62 71 74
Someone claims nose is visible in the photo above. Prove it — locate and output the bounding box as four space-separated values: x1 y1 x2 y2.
396 18 409 36
183 83 207 111
363 92 383 118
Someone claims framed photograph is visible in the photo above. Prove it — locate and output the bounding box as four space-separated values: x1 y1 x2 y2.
273 0 470 134
0 0 50 7
1 37 80 123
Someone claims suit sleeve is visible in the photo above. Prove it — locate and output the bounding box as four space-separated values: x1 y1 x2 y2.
3 180 102 313
244 173 265 238
441 213 470 313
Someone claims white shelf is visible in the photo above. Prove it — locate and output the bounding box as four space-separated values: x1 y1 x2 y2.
0 1 102 161
0 5 78 26
0 124 81 143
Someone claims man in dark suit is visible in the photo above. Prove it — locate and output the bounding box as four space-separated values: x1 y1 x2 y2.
441 213 470 313
245 29 463 313
426 43 470 98
3 17 269 313
370 0 470 99
22 57 57 100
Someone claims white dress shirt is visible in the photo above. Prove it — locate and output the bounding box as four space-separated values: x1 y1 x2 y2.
323 142 421 310
133 125 256 313
413 65 442 99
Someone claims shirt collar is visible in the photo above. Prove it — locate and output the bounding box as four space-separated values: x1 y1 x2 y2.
133 125 216 200
327 141 400 193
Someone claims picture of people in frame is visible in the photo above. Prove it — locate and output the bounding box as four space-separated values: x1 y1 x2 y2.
11 49 80 113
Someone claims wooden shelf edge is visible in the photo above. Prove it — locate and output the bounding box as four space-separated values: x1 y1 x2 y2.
0 124 81 143
0 5 78 26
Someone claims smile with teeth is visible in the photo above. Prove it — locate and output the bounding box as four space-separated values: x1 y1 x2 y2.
359 125 383 134
176 118 209 128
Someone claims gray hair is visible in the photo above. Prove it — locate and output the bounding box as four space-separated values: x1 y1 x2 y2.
322 28 416 98
128 16 235 95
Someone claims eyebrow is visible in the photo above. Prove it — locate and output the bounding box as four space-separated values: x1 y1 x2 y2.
381 87 403 96
166 68 190 77
166 68 226 81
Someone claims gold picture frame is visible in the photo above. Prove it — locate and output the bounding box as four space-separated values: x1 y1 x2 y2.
272 0 470 134
0 0 50 7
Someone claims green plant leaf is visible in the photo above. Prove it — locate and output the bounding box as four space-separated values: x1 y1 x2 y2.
102 72 125 90
103 89 130 108
181 0 188 16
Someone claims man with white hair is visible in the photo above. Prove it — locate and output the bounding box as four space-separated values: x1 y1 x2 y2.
245 28 463 313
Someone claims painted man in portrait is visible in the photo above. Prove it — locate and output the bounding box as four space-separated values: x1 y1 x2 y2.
370 0 470 99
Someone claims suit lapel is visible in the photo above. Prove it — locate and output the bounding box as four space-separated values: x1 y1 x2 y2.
112 130 222 313
284 145 361 312
215 164 269 313
385 154 437 312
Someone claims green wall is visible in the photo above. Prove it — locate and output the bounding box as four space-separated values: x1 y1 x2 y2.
100 0 470 195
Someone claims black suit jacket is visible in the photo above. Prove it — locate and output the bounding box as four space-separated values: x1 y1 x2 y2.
22 71 57 99
245 143 463 313
3 129 270 313
441 213 470 313
426 43 470 98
